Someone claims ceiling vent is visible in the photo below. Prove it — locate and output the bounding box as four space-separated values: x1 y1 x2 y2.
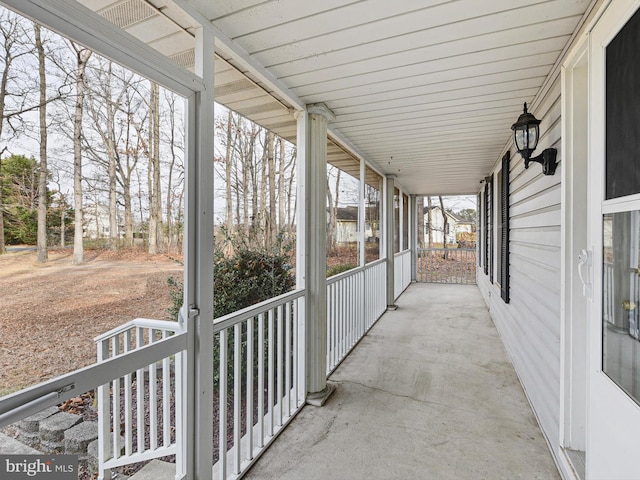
100 0 157 29
169 49 195 69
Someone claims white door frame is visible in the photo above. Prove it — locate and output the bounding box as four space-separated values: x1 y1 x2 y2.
560 37 589 462
587 1 640 478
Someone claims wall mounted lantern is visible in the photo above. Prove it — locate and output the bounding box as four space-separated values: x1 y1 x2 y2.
511 102 558 175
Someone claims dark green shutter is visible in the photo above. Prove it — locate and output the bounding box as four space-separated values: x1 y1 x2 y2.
483 181 489 275
488 174 494 283
500 152 510 303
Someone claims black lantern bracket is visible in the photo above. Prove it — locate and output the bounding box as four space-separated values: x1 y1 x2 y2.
511 102 558 176
525 148 558 176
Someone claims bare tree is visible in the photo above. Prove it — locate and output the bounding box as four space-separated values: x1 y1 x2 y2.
34 24 49 262
439 195 449 255
164 90 184 252
0 11 36 254
71 43 92 264
427 196 433 249
147 81 162 254
417 195 424 248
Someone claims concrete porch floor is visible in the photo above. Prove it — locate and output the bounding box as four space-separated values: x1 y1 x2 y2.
244 283 560 480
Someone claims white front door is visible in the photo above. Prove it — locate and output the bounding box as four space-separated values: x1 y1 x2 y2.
588 1 640 478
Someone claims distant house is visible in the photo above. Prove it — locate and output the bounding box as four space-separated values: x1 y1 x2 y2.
335 206 358 244
423 206 459 245
84 203 124 239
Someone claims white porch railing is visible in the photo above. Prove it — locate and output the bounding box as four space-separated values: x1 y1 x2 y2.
394 250 412 299
213 289 306 480
2 261 392 479
94 318 183 479
326 259 386 374
416 248 477 284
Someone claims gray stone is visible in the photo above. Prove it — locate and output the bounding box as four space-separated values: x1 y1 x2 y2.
39 412 82 452
0 432 41 454
86 439 99 474
64 421 98 455
17 406 60 433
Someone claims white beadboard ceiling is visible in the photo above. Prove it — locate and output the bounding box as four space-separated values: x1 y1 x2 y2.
79 0 593 194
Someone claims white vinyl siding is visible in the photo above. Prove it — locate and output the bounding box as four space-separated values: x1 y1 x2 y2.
478 75 562 455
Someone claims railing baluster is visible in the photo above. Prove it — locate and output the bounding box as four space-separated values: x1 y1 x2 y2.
136 327 145 454
292 300 299 409
233 322 242 474
162 330 171 448
124 330 133 457
97 339 110 480
149 329 157 451
285 301 292 418
219 328 228 480
257 312 265 447
111 336 120 460
267 309 275 437
246 316 254 461
277 304 284 427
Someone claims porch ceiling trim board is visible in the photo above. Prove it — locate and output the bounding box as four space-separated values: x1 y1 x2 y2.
171 0 306 112
1 0 203 96
26 0 602 196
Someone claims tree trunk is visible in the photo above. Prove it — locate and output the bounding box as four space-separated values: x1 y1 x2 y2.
72 46 91 265
427 196 433 249
106 63 118 250
60 196 65 248
147 82 161 254
267 131 276 247
0 23 12 255
439 195 448 257
153 83 162 251
416 195 424 249
166 94 177 252
35 24 48 263
224 112 234 236
278 138 285 235
286 148 297 233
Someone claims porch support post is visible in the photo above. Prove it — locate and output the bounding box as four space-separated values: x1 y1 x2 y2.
410 194 417 282
181 26 215 480
302 103 336 407
386 174 398 310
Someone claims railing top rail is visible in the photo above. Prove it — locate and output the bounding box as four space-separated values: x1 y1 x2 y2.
327 266 363 285
0 332 187 428
365 258 386 269
213 288 305 333
417 247 476 252
94 318 182 343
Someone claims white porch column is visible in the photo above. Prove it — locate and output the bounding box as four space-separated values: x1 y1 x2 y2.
299 103 336 406
410 194 417 282
180 26 215 480
386 174 398 309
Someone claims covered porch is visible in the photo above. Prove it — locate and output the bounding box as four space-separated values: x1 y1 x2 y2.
0 0 622 479
245 283 559 480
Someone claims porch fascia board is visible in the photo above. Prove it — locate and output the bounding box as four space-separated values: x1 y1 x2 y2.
2 0 203 97
171 0 306 112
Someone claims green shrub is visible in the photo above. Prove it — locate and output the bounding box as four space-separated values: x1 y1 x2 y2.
167 240 294 321
327 263 357 277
